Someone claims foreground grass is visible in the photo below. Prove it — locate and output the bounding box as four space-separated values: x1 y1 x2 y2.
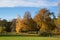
0 36 60 40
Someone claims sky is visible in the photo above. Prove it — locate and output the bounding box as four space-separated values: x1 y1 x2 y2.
0 0 60 20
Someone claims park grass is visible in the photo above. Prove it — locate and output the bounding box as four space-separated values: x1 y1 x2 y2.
0 36 60 40
0 32 60 40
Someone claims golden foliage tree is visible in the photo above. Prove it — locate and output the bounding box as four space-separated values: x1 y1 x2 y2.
55 16 60 33
16 16 22 33
34 8 56 33
21 11 37 32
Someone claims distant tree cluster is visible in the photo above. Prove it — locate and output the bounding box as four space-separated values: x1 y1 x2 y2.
0 8 60 35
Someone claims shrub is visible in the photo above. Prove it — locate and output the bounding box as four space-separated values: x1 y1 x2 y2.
39 32 53 37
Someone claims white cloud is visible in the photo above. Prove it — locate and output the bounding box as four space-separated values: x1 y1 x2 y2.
0 0 59 7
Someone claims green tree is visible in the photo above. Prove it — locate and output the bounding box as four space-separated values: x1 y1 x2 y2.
6 22 12 32
0 19 8 33
0 26 3 33
0 26 5 34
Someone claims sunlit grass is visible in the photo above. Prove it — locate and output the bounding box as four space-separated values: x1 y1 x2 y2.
0 36 60 40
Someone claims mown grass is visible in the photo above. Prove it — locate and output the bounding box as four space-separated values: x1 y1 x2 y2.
0 32 60 40
0 36 60 40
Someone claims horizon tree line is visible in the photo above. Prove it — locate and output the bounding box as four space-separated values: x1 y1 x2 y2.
0 8 60 34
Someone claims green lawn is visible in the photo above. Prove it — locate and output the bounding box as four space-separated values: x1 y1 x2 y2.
0 36 60 40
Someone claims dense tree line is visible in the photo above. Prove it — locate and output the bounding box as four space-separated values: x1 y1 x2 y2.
0 8 60 35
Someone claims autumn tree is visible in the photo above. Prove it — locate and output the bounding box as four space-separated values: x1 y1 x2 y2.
21 11 37 32
34 8 48 32
10 19 16 32
54 13 60 33
34 8 56 33
16 15 22 34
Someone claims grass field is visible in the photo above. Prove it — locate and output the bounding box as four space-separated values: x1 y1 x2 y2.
0 36 60 40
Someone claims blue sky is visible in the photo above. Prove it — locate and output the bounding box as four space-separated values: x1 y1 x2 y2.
0 0 60 20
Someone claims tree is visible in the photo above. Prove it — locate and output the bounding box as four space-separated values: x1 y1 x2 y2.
0 19 8 33
6 22 12 32
0 26 4 34
10 19 16 32
21 11 37 32
52 10 60 33
55 17 60 33
58 13 60 18
34 8 49 32
34 8 56 34
0 26 5 34
16 15 22 33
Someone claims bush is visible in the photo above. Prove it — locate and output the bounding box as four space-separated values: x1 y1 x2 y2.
39 32 53 37
0 26 6 34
